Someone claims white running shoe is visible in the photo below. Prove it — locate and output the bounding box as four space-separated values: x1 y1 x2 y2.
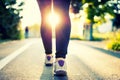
54 59 67 76
45 55 53 66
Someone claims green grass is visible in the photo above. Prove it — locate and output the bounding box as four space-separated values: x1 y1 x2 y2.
93 32 111 40
0 39 11 44
70 35 83 40
70 28 120 51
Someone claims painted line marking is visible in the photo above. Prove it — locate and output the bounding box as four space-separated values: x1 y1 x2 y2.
0 42 33 70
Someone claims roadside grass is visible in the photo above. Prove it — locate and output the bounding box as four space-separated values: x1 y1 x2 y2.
70 35 83 40
70 31 120 51
90 31 120 51
0 39 11 44
106 31 120 51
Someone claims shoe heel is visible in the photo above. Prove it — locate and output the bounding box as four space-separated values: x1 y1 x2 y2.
54 70 67 76
45 63 53 66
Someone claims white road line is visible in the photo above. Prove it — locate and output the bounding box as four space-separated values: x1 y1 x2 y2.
0 42 33 70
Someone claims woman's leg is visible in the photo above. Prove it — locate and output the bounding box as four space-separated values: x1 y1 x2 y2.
54 0 71 59
37 0 52 54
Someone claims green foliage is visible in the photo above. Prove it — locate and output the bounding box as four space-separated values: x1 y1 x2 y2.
85 4 96 23
0 0 24 40
107 41 120 51
111 42 120 51
82 0 108 6
18 29 24 40
71 0 115 21
82 0 115 41
83 0 114 23
106 31 120 51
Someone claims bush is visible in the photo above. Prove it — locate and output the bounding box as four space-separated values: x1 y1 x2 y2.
106 30 120 51
107 41 120 51
0 0 24 40
18 29 24 40
112 42 120 51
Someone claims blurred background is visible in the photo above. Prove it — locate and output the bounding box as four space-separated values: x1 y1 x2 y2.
0 0 120 51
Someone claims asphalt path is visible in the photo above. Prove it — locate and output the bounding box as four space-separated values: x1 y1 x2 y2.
0 38 120 80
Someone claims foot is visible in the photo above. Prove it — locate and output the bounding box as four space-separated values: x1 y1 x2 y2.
45 55 53 66
54 58 67 76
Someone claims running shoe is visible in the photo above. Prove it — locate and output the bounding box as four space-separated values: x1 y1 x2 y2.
45 55 53 66
54 59 67 76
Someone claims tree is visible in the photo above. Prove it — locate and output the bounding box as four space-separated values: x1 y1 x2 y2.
71 0 115 40
108 0 120 29
0 0 24 39
83 3 96 40
82 0 114 40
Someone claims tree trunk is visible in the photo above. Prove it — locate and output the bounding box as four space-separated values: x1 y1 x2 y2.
89 23 93 41
83 22 93 41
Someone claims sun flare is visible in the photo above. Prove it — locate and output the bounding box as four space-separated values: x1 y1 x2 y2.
48 12 60 28
47 0 60 28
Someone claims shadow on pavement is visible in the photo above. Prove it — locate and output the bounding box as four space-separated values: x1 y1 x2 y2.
40 65 68 80
80 43 120 59
40 66 53 80
92 47 120 58
54 75 68 80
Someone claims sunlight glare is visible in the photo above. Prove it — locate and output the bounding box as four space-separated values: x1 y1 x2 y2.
48 12 60 28
47 0 60 28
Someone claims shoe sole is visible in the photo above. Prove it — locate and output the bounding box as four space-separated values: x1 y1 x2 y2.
54 70 67 76
45 63 53 66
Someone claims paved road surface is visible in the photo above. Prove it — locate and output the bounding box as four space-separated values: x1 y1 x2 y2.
0 38 120 80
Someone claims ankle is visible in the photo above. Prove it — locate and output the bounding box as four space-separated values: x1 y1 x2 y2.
56 58 65 62
46 54 52 56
